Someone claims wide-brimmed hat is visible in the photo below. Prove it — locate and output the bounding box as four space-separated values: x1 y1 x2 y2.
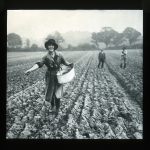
45 39 58 50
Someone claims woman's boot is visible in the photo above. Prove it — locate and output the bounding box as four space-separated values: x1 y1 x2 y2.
55 98 60 117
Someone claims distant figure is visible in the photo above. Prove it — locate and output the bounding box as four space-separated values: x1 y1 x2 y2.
120 47 127 69
98 49 106 68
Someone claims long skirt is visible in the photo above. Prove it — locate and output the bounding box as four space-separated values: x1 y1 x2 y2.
45 70 63 103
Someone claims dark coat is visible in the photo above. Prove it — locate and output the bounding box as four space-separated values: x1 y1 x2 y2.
98 52 106 61
36 51 70 101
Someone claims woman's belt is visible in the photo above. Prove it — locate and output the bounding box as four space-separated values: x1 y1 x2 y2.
47 68 58 75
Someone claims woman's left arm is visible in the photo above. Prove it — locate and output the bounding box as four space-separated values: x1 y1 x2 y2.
61 54 74 67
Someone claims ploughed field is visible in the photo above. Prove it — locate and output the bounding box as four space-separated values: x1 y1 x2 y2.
6 50 143 139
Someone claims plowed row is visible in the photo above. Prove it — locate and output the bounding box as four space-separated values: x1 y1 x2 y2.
6 50 143 139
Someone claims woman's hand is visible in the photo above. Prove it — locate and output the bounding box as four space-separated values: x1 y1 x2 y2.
69 63 74 68
24 64 39 75
25 70 31 75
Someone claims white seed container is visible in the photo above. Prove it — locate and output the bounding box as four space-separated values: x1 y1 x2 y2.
57 67 75 84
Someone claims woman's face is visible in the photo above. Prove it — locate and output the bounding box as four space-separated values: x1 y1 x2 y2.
48 44 55 52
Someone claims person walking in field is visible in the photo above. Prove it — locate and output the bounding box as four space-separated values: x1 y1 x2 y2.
120 47 127 69
98 49 106 69
25 39 74 117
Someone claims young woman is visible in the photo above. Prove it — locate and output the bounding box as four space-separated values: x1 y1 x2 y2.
25 39 73 116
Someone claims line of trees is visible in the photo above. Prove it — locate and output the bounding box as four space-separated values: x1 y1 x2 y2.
91 27 142 49
7 33 44 52
7 27 142 52
7 31 65 52
7 33 22 48
66 27 142 50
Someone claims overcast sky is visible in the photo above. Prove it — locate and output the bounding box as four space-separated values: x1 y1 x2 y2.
7 10 143 42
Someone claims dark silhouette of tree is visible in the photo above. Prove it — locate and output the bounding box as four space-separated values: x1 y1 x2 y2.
97 27 119 48
122 27 141 46
7 33 22 48
91 27 119 48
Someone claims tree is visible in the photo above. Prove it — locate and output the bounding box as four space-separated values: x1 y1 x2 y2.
7 33 22 48
91 32 99 48
91 27 119 48
45 31 64 44
45 34 55 41
54 31 64 44
26 39 30 48
97 27 119 48
112 33 126 47
122 27 141 46
31 44 38 51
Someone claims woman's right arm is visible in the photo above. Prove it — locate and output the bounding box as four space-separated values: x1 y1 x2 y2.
25 64 39 75
25 55 46 75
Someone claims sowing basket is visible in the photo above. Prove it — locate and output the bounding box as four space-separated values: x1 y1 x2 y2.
57 67 75 84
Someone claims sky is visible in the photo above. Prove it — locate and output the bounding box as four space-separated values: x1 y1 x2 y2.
7 10 143 46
